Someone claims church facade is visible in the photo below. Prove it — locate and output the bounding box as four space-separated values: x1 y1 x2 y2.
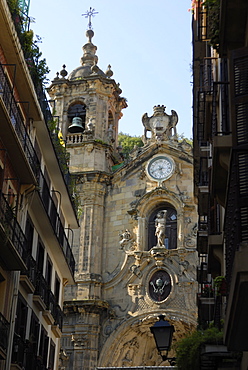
48 24 198 370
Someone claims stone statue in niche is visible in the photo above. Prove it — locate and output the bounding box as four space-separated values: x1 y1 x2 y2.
107 124 115 143
155 210 167 247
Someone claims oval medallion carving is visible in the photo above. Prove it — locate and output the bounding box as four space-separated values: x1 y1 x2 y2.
149 270 171 302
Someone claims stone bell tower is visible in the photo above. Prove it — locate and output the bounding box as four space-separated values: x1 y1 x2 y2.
47 17 127 370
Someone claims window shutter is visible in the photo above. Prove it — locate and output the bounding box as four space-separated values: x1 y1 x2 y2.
229 47 248 243
229 47 248 146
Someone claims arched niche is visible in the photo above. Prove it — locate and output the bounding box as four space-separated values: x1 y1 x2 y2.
67 102 86 130
98 313 195 368
148 203 177 250
134 188 185 250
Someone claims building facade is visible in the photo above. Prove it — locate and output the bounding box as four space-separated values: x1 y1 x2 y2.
0 1 78 369
48 26 198 369
192 0 248 368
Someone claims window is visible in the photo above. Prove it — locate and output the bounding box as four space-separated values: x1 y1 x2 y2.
54 274 60 304
48 340 55 370
45 257 52 289
148 203 177 250
15 294 28 340
36 239 45 274
39 326 49 368
25 214 34 252
29 311 40 355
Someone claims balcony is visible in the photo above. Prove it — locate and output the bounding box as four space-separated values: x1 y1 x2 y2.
0 63 40 184
33 174 75 278
197 91 212 147
11 333 26 369
211 133 232 206
197 233 208 255
198 156 209 191
33 273 48 311
224 149 248 351
0 192 27 270
0 63 75 277
197 262 208 284
11 334 48 370
33 272 63 330
46 290 63 330
0 312 9 359
20 253 36 293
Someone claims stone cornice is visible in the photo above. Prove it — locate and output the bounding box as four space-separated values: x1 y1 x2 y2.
75 171 112 185
64 299 110 314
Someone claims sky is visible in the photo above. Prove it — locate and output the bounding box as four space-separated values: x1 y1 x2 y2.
29 0 193 139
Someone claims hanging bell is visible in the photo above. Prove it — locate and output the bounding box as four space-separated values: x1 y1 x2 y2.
68 117 84 133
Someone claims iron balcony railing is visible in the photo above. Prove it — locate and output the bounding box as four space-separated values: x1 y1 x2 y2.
38 171 75 274
34 272 48 303
198 157 209 187
0 63 75 275
12 334 48 370
0 312 10 354
225 149 248 295
196 0 208 42
0 63 41 179
212 82 230 137
34 272 63 328
199 58 214 93
12 333 26 367
35 85 73 190
47 290 63 329
22 252 37 286
209 200 221 235
0 191 28 261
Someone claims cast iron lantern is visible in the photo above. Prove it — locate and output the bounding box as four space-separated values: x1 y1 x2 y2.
150 315 176 365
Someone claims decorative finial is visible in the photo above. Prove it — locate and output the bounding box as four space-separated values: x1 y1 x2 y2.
60 64 68 78
53 72 60 80
105 65 113 78
82 7 98 30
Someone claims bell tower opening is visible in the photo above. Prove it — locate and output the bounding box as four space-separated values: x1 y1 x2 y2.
67 103 86 133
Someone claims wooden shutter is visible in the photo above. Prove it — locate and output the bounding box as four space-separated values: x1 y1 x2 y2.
229 47 248 146
229 47 248 243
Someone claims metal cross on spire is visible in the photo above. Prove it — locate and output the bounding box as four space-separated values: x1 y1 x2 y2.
82 7 98 30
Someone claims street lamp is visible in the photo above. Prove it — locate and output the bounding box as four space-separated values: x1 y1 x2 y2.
150 315 176 366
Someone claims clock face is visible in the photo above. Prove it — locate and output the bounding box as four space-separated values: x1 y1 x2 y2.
147 156 174 181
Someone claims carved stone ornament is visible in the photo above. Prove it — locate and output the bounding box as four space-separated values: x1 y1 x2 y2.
142 105 178 143
148 269 171 302
119 229 136 251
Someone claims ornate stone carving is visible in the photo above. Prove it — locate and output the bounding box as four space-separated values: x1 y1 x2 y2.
71 334 87 348
119 229 136 251
142 105 178 143
148 269 171 302
185 223 197 248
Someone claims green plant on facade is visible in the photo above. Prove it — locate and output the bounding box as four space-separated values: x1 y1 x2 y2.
203 0 220 50
175 326 223 370
7 0 50 86
214 276 227 296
